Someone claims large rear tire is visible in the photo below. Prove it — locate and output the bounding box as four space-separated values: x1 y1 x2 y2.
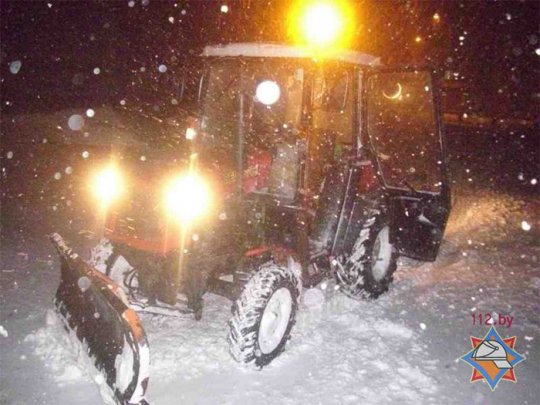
335 210 398 299
228 262 300 367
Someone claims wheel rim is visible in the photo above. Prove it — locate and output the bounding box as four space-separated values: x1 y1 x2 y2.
258 287 293 355
372 226 392 282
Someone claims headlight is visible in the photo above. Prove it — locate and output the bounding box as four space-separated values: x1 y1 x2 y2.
164 172 211 223
185 127 197 140
92 165 123 208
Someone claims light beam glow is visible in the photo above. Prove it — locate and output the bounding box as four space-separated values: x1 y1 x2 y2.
164 172 212 223
383 83 403 100
256 80 281 105
92 165 123 209
288 0 354 53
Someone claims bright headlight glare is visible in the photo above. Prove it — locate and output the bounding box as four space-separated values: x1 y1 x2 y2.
185 127 197 140
92 165 123 207
256 80 281 105
164 172 211 223
288 0 353 53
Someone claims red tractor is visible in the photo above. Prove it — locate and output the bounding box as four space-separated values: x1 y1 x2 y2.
51 43 450 404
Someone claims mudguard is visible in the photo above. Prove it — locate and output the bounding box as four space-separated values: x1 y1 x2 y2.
50 233 150 405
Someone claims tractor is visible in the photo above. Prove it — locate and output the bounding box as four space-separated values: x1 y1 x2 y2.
51 42 450 404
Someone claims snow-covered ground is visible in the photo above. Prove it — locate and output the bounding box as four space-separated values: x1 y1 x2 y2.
1 188 538 405
1 123 539 404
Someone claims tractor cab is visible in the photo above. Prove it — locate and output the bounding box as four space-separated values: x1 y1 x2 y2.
193 43 450 270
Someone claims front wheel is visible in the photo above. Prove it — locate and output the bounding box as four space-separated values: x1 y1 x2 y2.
228 262 300 367
335 210 398 299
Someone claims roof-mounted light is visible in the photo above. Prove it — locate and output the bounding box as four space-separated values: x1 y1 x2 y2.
288 0 354 54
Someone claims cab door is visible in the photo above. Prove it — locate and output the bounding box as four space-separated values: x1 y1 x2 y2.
364 68 450 261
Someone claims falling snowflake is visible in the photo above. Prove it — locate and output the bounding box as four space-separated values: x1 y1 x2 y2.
521 221 531 231
68 114 84 131
86 108 95 118
93 67 101 75
9 60 22 74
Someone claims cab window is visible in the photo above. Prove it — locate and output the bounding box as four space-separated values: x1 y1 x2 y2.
312 65 353 144
367 71 442 192
310 65 354 192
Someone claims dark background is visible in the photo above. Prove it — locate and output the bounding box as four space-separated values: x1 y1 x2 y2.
0 0 538 259
1 0 539 118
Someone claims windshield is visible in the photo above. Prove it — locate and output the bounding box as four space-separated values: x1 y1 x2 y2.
198 58 305 200
200 58 304 156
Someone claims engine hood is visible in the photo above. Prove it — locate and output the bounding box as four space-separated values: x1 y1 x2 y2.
112 144 189 187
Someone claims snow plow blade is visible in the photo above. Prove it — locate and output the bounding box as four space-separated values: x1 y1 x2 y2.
50 233 149 405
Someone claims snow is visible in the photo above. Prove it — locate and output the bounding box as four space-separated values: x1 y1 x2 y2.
9 60 22 74
2 185 538 404
1 117 538 404
202 43 381 66
114 337 135 394
23 311 117 404
68 114 85 131
77 276 91 292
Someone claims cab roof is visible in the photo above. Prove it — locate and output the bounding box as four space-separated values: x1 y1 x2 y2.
202 43 381 66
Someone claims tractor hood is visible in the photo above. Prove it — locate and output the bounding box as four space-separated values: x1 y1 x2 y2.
112 144 189 186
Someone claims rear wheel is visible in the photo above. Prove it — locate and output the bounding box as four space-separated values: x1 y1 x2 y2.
335 210 398 299
228 263 300 367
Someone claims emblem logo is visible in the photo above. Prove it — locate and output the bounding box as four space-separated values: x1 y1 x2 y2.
460 326 526 390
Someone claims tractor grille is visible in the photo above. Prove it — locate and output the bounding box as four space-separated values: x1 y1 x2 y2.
112 189 164 241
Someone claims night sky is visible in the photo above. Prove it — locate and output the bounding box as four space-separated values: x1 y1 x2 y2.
1 0 539 117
